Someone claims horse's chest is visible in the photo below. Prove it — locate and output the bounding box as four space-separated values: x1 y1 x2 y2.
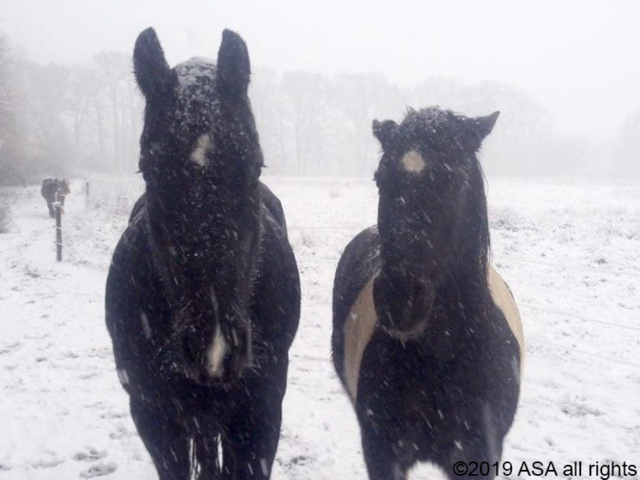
342 267 524 402
342 277 463 402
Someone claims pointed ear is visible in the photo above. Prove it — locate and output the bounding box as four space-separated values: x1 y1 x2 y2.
372 119 398 149
134 28 174 100
470 111 500 142
217 29 251 99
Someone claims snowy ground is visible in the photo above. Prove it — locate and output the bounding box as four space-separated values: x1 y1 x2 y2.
0 175 639 479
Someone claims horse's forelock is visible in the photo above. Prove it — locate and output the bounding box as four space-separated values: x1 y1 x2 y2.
174 59 217 94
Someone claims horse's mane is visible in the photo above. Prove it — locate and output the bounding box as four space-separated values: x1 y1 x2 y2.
469 155 491 279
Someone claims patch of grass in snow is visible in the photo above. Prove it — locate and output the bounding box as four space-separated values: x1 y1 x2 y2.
490 205 524 232
86 175 144 217
302 233 316 248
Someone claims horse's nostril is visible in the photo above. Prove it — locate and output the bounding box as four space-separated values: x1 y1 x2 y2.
218 326 252 382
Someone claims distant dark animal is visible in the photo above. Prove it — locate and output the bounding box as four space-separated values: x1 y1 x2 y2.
332 107 524 479
105 28 300 479
40 178 69 217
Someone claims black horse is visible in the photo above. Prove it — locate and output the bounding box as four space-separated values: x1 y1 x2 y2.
105 28 300 479
40 178 69 217
332 107 524 479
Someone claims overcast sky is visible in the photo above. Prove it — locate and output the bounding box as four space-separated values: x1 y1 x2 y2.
1 0 639 142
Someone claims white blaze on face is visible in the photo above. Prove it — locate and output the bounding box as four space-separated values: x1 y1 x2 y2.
206 325 227 378
190 133 211 166
400 150 426 173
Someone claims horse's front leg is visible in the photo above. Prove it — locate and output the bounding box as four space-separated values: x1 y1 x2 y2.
221 404 283 480
360 423 411 480
221 356 290 480
130 397 191 480
441 423 503 480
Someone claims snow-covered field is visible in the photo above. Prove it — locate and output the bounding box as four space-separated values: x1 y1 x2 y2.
0 175 639 479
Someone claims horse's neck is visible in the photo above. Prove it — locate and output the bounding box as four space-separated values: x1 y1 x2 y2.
439 265 490 314
418 266 491 359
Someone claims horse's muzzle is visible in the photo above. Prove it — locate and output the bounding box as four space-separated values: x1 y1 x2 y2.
218 323 252 383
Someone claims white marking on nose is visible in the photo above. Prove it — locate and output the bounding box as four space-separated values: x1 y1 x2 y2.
190 133 211 166
400 150 426 172
206 325 227 378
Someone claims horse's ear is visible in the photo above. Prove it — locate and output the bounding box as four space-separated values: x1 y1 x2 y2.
217 29 251 100
134 28 174 100
470 111 500 142
373 119 398 149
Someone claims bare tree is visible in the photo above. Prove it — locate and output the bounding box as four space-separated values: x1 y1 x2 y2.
93 51 130 171
0 34 26 185
252 68 290 173
333 73 402 176
282 71 332 175
614 107 640 177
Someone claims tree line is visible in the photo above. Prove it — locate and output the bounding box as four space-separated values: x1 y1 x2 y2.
0 32 637 186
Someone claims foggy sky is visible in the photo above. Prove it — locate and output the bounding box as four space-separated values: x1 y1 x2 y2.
1 0 639 142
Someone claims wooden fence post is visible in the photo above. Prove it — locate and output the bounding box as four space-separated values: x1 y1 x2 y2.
54 192 62 262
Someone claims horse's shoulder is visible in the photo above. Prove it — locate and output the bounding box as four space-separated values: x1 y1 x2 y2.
331 226 381 400
333 226 380 327
335 226 380 290
109 206 150 281
487 266 525 364
259 182 287 234
256 197 297 294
